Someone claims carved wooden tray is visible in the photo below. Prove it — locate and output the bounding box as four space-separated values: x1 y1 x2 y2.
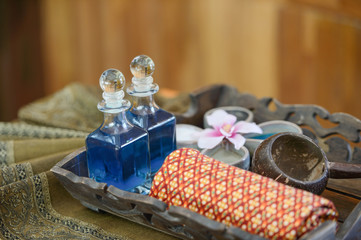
51 84 361 240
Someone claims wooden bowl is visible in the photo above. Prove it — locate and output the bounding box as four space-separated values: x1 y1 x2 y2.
252 132 329 195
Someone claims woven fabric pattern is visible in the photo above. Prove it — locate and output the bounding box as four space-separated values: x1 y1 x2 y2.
150 148 338 239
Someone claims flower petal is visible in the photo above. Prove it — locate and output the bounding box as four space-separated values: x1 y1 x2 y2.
206 109 237 128
197 129 224 149
199 128 223 137
197 136 224 149
227 134 246 150
191 131 202 140
234 121 262 134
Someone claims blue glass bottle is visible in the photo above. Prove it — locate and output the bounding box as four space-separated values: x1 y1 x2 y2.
86 69 151 194
126 55 176 176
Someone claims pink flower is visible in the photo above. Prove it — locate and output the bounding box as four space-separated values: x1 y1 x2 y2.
197 109 262 150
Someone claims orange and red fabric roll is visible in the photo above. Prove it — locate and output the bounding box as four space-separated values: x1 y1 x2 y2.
149 148 338 240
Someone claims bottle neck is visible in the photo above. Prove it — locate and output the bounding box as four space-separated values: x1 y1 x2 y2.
130 95 159 113
100 111 131 133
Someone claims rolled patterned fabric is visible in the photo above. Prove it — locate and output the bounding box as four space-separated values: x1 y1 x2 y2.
150 148 338 239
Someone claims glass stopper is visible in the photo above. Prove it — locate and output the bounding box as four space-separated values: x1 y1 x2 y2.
99 69 125 93
98 69 129 111
130 55 155 78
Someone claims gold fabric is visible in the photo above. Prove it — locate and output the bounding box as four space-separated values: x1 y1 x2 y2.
0 83 190 240
0 169 124 240
17 82 190 132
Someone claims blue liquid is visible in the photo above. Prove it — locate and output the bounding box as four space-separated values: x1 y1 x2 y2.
248 133 276 140
86 126 150 193
127 109 176 175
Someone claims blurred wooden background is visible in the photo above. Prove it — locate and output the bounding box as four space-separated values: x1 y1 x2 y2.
1 0 360 121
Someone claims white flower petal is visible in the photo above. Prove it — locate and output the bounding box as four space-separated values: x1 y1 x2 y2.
207 109 236 128
234 122 262 134
227 134 246 150
197 135 224 149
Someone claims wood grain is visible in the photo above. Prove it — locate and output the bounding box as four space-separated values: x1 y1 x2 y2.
0 1 45 121
39 0 280 96
1 0 361 121
37 0 361 120
278 1 361 119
